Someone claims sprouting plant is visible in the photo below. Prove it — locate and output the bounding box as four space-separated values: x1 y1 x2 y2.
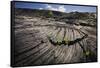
85 51 90 56
83 50 91 57
47 33 71 46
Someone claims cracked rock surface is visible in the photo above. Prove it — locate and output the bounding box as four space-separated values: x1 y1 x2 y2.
12 8 97 66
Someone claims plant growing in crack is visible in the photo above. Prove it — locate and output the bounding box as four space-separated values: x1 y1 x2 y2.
47 33 70 46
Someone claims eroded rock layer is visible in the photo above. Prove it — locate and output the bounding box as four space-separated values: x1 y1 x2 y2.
12 8 97 66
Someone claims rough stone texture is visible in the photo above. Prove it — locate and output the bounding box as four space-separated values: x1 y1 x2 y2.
12 8 97 67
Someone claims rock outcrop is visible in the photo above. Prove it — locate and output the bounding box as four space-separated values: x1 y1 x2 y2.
12 8 97 67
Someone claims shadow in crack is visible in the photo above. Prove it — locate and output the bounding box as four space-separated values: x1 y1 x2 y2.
48 33 88 46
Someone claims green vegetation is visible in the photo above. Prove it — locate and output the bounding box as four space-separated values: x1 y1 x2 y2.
48 34 70 46
47 11 53 17
83 49 95 58
85 51 90 56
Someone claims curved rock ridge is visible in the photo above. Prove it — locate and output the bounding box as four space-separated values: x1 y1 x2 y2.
12 8 97 67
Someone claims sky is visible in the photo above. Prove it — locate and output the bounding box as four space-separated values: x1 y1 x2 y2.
14 2 97 13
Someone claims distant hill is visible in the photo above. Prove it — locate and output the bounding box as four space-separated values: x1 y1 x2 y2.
15 8 96 27
15 8 66 17
15 8 96 20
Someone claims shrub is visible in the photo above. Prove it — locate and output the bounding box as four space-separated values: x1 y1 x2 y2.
47 11 53 17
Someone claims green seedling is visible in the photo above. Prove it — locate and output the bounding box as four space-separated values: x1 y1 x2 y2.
85 51 90 56
48 33 71 46
83 50 90 57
